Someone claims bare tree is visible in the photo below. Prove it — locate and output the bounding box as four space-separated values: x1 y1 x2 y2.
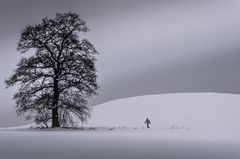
5 12 99 128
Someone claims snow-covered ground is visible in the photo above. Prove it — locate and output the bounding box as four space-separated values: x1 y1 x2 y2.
0 128 240 159
1 93 240 159
88 93 240 135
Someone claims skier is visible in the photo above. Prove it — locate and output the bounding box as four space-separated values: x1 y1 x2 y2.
144 118 151 128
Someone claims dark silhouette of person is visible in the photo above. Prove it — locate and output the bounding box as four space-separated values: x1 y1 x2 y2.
144 118 151 128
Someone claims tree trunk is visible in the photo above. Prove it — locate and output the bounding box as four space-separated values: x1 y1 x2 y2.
52 107 60 127
51 79 60 128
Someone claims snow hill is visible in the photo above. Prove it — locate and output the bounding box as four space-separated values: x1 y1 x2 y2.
87 93 240 133
1 93 240 159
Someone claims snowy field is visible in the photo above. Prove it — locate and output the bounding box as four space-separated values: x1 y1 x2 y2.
88 93 240 133
1 93 240 159
0 128 240 159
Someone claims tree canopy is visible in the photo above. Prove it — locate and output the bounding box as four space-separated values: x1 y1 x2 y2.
5 12 99 127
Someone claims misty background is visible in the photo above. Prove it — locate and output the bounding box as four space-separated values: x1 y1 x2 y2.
1 0 240 126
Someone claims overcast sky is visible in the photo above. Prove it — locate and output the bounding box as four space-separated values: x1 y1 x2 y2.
1 0 240 126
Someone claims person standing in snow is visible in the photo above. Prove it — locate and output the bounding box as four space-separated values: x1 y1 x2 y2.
144 118 151 128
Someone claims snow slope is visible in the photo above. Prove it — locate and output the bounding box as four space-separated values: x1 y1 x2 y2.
0 123 36 131
1 93 240 159
88 93 240 134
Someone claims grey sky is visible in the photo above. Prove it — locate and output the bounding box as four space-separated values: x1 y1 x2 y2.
1 0 240 126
